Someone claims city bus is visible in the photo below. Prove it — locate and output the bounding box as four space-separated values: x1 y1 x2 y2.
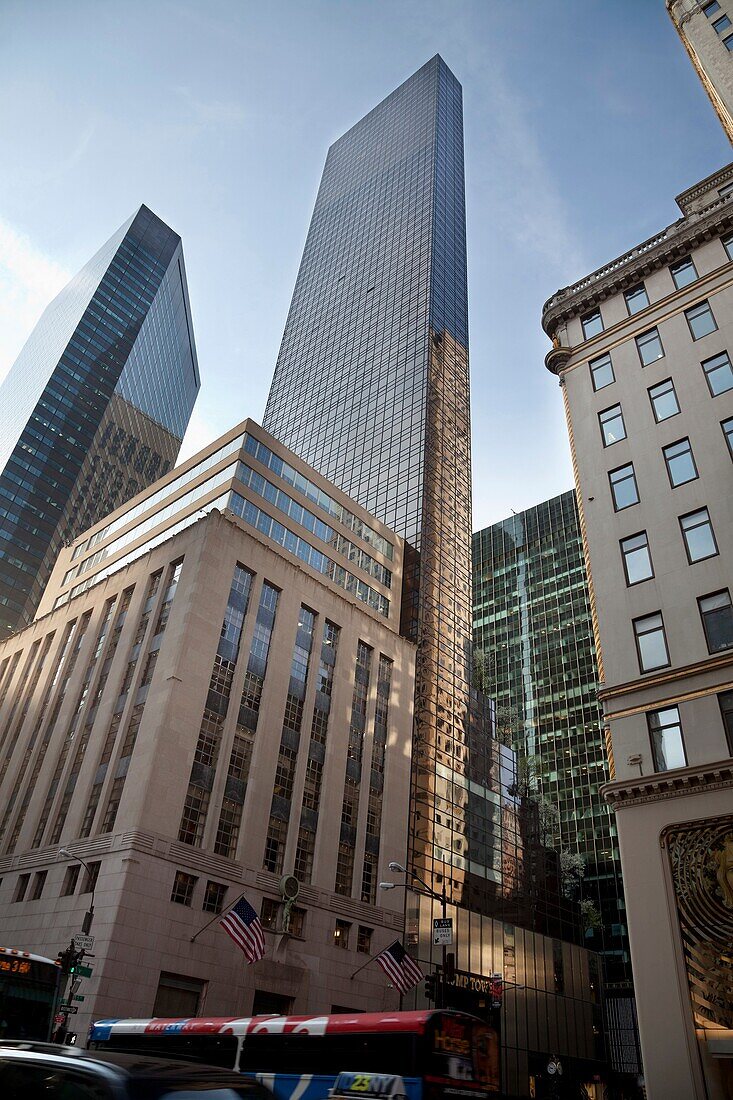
89 1009 500 1100
0 947 62 1041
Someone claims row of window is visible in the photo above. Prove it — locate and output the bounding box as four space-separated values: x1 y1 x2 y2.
702 1 733 51
632 590 733 674
10 860 99 903
169 869 373 952
620 505 720 587
581 233 733 343
608 417 732 510
646 690 733 773
591 300 728 397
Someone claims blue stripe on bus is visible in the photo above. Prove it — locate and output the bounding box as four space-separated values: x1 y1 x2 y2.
247 1073 421 1100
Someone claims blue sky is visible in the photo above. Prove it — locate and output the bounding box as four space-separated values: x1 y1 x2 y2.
0 0 729 530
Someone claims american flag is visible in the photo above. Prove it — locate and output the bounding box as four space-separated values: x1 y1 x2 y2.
375 940 424 994
219 895 266 963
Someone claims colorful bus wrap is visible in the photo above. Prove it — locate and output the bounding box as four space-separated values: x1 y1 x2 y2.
88 1009 500 1100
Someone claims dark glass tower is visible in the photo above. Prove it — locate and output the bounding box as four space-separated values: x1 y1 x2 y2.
0 205 199 639
264 56 473 906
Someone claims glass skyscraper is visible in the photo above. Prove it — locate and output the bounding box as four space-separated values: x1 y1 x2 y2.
0 205 199 639
263 54 473 906
473 491 641 1075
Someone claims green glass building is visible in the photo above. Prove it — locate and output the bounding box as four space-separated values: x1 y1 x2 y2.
473 490 641 1075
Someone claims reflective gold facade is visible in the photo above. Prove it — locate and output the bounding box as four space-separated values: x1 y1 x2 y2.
410 329 472 903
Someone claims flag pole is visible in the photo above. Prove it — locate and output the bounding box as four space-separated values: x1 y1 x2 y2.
190 895 240 944
349 949 385 981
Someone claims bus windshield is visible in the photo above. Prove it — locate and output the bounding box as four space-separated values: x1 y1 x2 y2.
0 948 61 1041
89 1010 500 1100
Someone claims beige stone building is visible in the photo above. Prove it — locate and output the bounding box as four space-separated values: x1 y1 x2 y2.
0 420 415 1035
542 166 733 1098
668 0 733 144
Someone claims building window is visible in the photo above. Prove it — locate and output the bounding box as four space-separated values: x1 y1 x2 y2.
609 463 639 510
636 327 664 366
712 13 732 34
724 33 733 51
624 283 649 315
357 926 373 954
599 404 626 446
648 377 680 422
702 0 721 16
670 256 698 289
170 870 197 906
724 232 733 261
590 352 614 391
663 438 698 487
633 612 670 672
702 351 733 396
581 309 603 339
620 532 653 585
648 707 686 772
718 691 733 755
61 865 80 897
13 874 30 902
698 590 733 653
685 300 717 340
202 881 228 915
80 861 100 895
30 871 47 901
334 920 351 948
153 973 205 1017
261 898 279 931
722 417 733 459
252 990 293 1016
680 508 718 563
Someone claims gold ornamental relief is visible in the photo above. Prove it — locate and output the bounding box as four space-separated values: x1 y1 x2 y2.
665 817 733 1031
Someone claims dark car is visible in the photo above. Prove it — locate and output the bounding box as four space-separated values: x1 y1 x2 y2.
0 1040 275 1098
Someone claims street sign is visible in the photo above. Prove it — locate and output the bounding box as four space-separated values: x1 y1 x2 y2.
78 965 93 978
432 917 453 945
72 934 94 952
73 995 85 1002
60 1004 79 1014
54 1014 65 1026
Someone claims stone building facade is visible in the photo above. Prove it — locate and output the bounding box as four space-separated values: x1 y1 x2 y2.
667 0 733 144
0 421 414 1035
542 164 733 1099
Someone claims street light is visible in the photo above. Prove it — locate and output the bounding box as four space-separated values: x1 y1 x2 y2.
380 862 449 1008
58 848 95 934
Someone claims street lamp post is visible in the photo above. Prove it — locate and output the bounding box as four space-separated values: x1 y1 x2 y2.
58 848 95 934
55 849 96 1042
380 861 449 1009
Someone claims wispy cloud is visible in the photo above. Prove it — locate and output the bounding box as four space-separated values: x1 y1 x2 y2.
174 86 249 130
466 53 588 281
0 218 70 383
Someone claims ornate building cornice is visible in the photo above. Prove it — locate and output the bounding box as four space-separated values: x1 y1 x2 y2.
602 760 733 809
542 187 733 342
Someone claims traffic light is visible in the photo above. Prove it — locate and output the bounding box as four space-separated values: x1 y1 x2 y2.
444 951 455 984
424 974 436 1001
56 944 84 975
